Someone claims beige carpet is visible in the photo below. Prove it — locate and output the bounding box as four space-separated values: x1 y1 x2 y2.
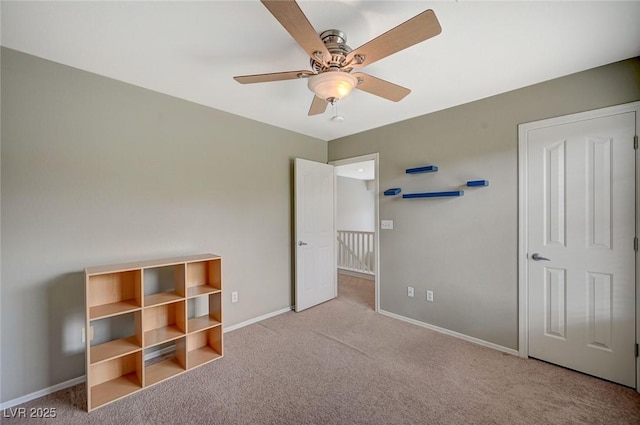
3 275 640 424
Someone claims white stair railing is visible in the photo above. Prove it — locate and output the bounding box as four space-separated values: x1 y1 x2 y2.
337 230 375 275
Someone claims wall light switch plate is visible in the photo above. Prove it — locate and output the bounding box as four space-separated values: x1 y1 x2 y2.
381 220 394 230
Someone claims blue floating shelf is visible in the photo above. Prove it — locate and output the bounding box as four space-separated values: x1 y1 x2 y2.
384 188 402 196
403 191 464 199
406 165 438 174
466 180 489 187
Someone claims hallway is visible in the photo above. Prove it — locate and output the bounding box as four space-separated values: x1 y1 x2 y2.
337 273 374 310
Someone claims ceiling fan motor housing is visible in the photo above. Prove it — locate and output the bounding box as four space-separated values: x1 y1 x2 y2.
310 29 353 73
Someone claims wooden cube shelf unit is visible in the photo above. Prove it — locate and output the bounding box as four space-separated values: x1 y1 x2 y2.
85 254 223 411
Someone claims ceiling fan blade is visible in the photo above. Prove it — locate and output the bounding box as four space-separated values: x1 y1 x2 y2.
308 96 328 116
234 70 313 84
352 72 411 102
346 9 441 69
261 0 331 65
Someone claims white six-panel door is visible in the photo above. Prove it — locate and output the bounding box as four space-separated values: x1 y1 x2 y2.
523 109 636 387
294 158 336 312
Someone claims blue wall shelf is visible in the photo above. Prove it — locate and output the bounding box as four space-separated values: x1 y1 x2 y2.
406 165 438 174
396 165 485 199
466 180 489 187
402 191 464 199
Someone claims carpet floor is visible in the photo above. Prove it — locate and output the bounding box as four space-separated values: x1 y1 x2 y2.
3 275 640 424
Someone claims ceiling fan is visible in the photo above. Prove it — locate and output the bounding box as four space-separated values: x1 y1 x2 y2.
234 0 442 116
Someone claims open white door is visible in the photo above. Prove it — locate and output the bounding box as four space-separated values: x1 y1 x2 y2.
294 158 336 312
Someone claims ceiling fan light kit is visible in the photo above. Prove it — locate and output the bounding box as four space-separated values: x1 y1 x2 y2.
234 0 442 116
307 71 358 103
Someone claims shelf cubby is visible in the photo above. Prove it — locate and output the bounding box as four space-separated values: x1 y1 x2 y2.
144 301 186 348
187 292 222 333
88 351 143 410
186 258 222 298
87 270 142 320
144 339 187 387
144 264 186 307
89 312 142 364
187 326 223 370
91 337 141 365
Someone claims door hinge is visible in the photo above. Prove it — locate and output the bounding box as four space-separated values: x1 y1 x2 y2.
635 236 638 252
636 343 639 358
634 135 638 150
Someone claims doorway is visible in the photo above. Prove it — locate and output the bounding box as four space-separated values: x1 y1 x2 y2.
518 102 639 389
331 154 380 311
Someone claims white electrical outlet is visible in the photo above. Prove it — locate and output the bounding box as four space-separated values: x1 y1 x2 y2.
231 291 238 303
407 286 414 297
82 326 95 343
426 290 434 302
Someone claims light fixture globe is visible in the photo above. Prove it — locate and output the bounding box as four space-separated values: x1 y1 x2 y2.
307 71 358 102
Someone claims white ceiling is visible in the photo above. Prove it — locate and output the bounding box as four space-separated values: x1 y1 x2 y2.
2 1 639 142
336 160 374 180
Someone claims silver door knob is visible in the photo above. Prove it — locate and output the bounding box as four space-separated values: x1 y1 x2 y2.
531 253 550 261
298 241 308 246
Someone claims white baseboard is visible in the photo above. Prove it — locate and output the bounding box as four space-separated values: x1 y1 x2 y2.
0 376 86 411
337 268 375 281
0 306 293 411
224 306 292 332
378 309 519 356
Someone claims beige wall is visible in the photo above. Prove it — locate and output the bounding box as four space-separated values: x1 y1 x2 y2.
0 48 326 402
337 176 376 232
329 57 640 350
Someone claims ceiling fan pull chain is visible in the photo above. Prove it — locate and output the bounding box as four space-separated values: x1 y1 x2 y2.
331 101 344 123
